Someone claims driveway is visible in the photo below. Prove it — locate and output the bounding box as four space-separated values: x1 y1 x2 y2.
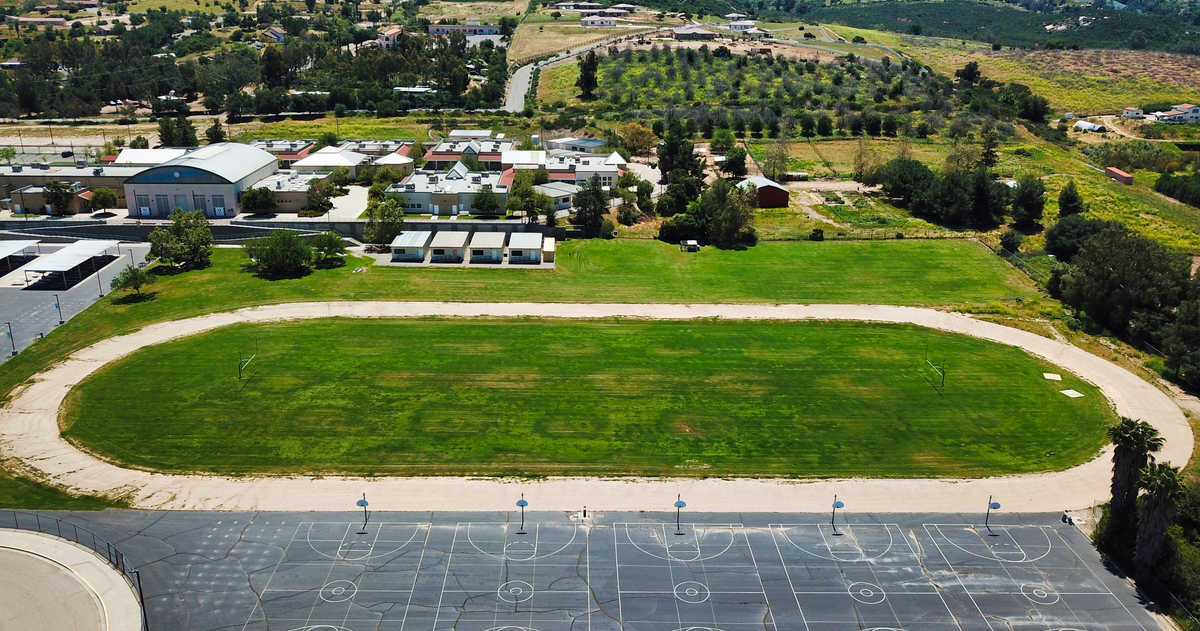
505 64 534 113
327 185 369 221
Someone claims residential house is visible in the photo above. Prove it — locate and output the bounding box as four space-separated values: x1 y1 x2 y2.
672 26 716 40
377 26 404 49
582 15 616 25
428 21 500 35
264 26 286 43
729 20 755 31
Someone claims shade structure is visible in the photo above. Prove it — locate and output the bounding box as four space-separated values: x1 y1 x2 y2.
25 240 119 273
0 240 39 261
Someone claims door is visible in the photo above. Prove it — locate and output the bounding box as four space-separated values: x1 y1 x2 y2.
433 204 440 215
174 195 188 212
452 204 458 215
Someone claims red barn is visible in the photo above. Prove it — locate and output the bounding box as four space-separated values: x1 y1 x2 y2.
737 176 790 208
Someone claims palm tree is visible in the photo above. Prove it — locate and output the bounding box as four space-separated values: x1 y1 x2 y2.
1134 462 1184 578
1108 417 1163 515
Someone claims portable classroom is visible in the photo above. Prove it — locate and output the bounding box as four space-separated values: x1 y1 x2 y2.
430 230 470 262
469 231 507 263
507 232 543 263
389 231 433 261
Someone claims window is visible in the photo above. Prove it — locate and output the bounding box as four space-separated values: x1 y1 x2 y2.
136 194 150 209
193 195 207 212
472 250 483 256
395 249 405 254
512 250 523 257
434 249 445 255
211 194 225 209
155 195 170 215
174 195 188 211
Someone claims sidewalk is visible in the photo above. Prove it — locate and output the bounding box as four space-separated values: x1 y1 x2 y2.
0 529 142 631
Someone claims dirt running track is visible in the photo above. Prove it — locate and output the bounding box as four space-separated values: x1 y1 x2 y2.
0 302 1190 513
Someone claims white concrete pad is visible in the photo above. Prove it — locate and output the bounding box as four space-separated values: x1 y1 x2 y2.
1061 389 1085 398
1043 373 1062 381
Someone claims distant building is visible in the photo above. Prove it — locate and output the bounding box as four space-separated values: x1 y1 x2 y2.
428 22 500 35
377 26 404 49
743 27 771 39
122 143 278 217
1105 166 1134 185
390 231 434 262
385 161 512 215
113 148 189 165
424 138 516 171
507 232 544 264
1173 103 1200 122
543 137 608 153
340 139 413 157
248 139 315 168
737 176 790 208
4 16 66 26
1121 106 1143 119
724 12 746 19
290 146 372 177
729 20 755 31
11 182 90 215
393 86 438 101
672 26 716 40
249 170 331 212
1072 120 1106 133
611 3 638 10
448 129 495 140
373 151 416 177
468 231 507 263
263 26 286 43
553 1 602 8
582 15 616 25
533 182 580 210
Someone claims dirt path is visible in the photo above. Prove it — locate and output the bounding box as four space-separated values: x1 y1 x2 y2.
0 301 1189 513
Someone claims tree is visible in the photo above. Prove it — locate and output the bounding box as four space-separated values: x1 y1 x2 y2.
90 188 119 213
864 157 935 208
242 187 278 214
763 140 789 181
362 198 405 244
551 10 561 18
1058 179 1086 216
1060 228 1189 334
576 50 599 99
472 185 501 214
1044 215 1121 262
0 147 15 163
710 128 736 154
157 117 176 146
110 264 156 296
978 128 1000 169
146 209 214 268
999 228 1023 252
205 118 226 144
722 147 748 177
261 44 286 88
707 178 757 249
574 174 607 235
1108 418 1164 516
42 180 74 214
310 231 346 261
1010 174 1045 229
816 114 833 137
306 178 336 214
1164 299 1200 381
1134 462 1184 578
659 119 703 180
244 230 313 276
130 136 150 149
620 122 656 156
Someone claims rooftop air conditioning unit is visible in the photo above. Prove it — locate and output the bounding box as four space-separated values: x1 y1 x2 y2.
93 168 103 175
276 181 282 189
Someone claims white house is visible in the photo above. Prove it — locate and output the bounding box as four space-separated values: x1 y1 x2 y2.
468 231 507 263
724 12 746 19
1173 103 1200 122
582 16 616 26
430 230 470 263
390 231 433 262
1121 106 1143 119
729 20 755 31
377 26 404 49
533 182 579 210
507 232 543 264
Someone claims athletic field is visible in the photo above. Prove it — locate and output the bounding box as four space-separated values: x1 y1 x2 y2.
62 318 1112 477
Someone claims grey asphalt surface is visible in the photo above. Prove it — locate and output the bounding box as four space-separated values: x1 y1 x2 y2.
40 510 1158 631
0 241 150 363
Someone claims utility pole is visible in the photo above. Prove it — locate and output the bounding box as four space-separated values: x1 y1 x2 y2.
5 322 16 356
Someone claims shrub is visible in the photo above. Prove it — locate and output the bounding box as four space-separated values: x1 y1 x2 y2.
809 228 824 241
999 228 1024 253
244 230 313 277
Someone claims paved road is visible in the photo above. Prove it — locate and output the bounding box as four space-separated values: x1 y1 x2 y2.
504 63 535 113
0 302 1189 513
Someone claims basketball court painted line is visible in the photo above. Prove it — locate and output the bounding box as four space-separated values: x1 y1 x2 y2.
52 510 1159 631
0 301 1190 512
0 529 143 631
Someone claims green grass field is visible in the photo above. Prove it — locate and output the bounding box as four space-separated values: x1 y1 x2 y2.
0 469 121 510
61 318 1112 477
0 239 1042 413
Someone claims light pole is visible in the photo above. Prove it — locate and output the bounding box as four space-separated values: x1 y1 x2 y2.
5 322 15 356
54 294 63 324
